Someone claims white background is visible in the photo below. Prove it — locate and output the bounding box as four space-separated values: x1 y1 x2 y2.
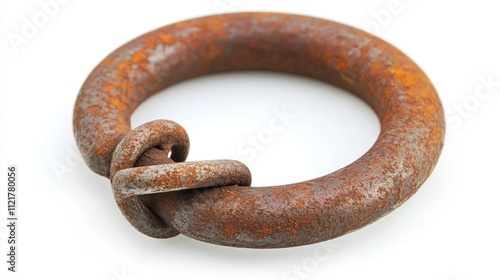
1 1 499 279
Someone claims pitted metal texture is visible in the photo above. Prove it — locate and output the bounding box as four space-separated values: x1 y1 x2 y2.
73 12 445 248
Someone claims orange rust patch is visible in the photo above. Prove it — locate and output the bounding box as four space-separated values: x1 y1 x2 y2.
205 17 225 31
118 61 132 74
104 84 115 91
160 33 175 44
389 68 406 78
205 45 222 61
296 199 305 207
258 226 273 235
108 96 126 110
223 223 235 236
132 50 147 64
336 59 351 73
102 58 113 66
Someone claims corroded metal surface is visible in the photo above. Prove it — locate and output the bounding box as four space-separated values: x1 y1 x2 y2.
110 120 251 238
73 12 445 248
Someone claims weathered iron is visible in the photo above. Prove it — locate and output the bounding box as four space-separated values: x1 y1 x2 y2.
73 12 445 248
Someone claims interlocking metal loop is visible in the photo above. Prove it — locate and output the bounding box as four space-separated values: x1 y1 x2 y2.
73 12 445 248
110 120 251 238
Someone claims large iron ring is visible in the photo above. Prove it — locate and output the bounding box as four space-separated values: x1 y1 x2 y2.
73 12 445 248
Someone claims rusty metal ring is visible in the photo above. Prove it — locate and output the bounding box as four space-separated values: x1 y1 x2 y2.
73 12 445 248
